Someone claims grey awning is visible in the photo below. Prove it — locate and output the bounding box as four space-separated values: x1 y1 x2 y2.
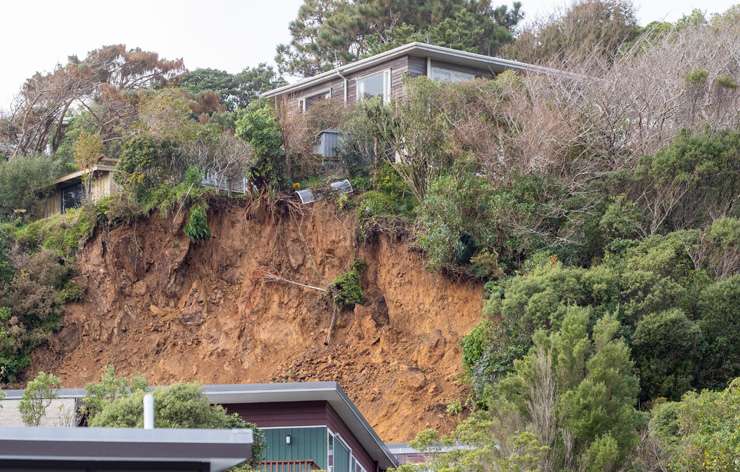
0 427 253 471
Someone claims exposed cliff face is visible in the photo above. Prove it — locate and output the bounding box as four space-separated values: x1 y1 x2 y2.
31 200 482 441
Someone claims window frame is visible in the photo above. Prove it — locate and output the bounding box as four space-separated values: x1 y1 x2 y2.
429 65 475 83
356 69 391 104
327 428 354 472
300 87 332 112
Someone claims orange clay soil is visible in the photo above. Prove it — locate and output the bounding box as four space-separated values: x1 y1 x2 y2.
29 199 482 441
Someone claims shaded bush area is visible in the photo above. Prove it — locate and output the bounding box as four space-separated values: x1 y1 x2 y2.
464 223 739 403
0 155 66 220
0 208 96 382
649 379 739 471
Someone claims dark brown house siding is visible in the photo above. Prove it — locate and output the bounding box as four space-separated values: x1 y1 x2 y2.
226 401 376 472
407 55 427 76
275 53 498 117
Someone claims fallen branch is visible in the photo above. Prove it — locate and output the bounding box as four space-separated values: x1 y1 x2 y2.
259 270 328 293
325 304 339 345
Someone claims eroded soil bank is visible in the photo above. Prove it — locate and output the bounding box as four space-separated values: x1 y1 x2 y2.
31 200 482 441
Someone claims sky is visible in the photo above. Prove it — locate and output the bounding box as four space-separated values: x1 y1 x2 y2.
0 0 737 111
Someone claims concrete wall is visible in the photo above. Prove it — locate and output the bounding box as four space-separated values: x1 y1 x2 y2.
0 398 78 427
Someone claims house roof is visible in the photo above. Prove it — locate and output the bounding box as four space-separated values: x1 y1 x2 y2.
261 41 569 99
0 426 253 470
52 156 118 186
1 382 398 469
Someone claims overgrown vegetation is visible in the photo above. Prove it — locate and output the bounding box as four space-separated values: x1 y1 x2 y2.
329 259 367 309
0 208 97 382
0 3 737 469
19 371 60 426
83 368 263 468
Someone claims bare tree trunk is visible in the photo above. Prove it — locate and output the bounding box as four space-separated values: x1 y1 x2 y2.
325 305 339 345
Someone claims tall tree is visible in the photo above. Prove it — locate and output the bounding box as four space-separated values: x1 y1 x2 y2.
5 45 185 156
276 0 522 77
179 64 286 111
504 0 640 64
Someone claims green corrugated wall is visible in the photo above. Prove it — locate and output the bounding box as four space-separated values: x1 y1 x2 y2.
262 427 328 468
335 437 350 472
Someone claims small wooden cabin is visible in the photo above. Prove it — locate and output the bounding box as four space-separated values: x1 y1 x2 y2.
39 157 119 219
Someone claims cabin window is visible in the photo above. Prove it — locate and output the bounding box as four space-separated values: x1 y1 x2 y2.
357 69 391 103
61 182 84 213
430 65 475 83
301 89 331 112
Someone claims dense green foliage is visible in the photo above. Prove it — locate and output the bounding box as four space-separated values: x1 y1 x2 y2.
464 225 739 402
117 135 188 205
0 209 96 382
329 259 367 309
276 0 522 76
81 365 148 420
650 379 739 471
179 64 286 111
235 101 285 190
184 203 211 241
420 310 644 471
89 382 263 465
0 155 65 219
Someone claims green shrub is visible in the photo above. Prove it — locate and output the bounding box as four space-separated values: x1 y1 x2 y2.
633 129 740 233
715 74 737 89
329 259 366 309
461 319 492 374
235 100 285 190
471 229 732 401
117 134 186 204
650 379 739 471
696 275 740 389
632 309 702 401
0 155 65 219
685 68 709 85
144 166 209 215
19 371 60 426
184 204 211 241
88 382 264 465
598 195 643 241
58 281 85 303
418 166 562 276
12 207 96 256
0 215 90 381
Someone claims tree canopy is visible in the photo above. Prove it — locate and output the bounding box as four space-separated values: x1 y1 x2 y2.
179 64 286 111
3 45 185 157
275 0 523 76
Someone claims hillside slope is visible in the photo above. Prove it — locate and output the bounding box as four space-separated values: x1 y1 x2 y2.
30 200 482 441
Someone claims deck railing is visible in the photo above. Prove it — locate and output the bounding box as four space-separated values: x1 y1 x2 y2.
258 460 321 472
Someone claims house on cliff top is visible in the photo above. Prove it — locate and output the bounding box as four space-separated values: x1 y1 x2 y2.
261 41 565 116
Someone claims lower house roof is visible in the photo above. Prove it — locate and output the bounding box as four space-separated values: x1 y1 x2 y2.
1 382 398 469
0 427 253 471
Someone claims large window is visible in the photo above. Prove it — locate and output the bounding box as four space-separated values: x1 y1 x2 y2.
301 89 331 112
357 69 391 103
430 65 475 83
